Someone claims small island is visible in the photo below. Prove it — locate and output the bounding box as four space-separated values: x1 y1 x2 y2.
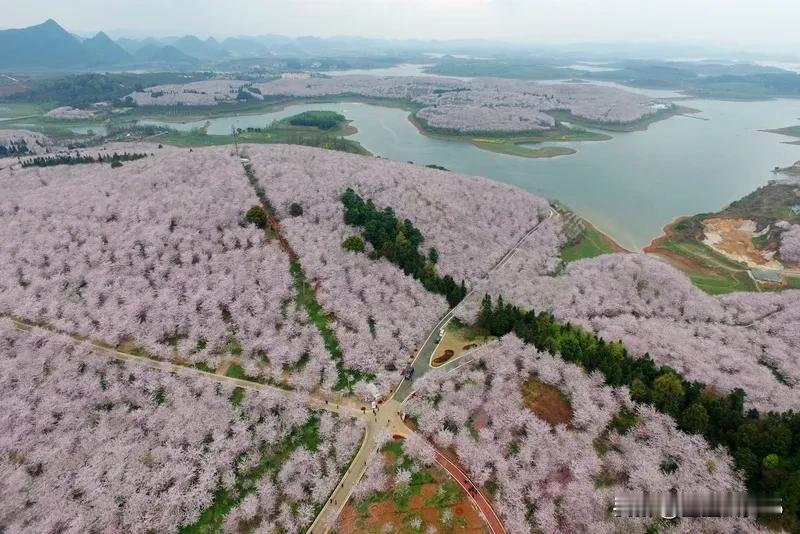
763 125 800 146
161 110 369 154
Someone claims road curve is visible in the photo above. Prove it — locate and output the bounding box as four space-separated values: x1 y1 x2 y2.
435 451 506 534
394 207 558 403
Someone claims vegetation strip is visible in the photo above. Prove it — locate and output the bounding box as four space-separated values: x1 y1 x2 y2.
340 188 467 307
180 417 320 534
241 161 363 390
20 151 148 167
167 110 369 154
475 294 798 531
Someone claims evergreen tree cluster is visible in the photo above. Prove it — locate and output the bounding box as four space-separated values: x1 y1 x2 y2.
477 294 800 529
340 188 467 307
244 204 268 229
287 111 345 130
21 151 148 168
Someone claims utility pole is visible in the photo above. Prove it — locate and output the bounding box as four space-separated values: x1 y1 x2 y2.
231 125 239 157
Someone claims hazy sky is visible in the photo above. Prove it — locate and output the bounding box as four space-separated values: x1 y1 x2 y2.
4 0 799 49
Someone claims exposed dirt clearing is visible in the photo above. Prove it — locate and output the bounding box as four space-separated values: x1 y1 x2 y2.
338 474 487 533
702 217 782 269
521 376 574 426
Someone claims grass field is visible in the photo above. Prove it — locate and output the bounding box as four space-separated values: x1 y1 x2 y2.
409 112 610 159
561 224 624 263
649 234 757 294
0 117 104 139
128 95 417 124
471 139 575 158
547 105 696 133
0 102 112 140
157 111 369 154
0 102 50 118
431 319 493 367
785 276 800 289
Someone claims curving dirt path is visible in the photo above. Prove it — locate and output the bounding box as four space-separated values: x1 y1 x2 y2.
2 314 363 418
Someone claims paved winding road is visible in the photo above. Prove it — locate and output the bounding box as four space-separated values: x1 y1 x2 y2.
393 207 557 404
435 451 506 534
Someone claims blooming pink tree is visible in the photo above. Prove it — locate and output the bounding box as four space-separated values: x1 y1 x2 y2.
0 317 363 533
0 144 336 391
244 144 549 392
780 224 800 263
459 243 800 412
405 335 750 533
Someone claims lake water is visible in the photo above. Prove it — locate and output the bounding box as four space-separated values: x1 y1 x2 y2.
559 64 621 73
145 99 800 250
320 64 437 77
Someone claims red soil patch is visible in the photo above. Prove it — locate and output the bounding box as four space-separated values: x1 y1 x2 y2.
462 343 478 351
703 217 778 267
338 479 486 533
644 220 720 277
433 349 455 365
583 217 629 253
382 450 398 465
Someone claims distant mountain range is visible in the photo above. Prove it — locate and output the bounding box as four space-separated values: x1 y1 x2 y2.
0 20 231 69
0 19 132 68
0 18 520 71
2 19 798 73
0 19 373 70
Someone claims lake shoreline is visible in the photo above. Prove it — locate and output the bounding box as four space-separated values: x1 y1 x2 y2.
128 94 688 160
22 96 800 255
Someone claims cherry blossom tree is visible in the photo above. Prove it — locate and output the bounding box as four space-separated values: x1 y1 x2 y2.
352 450 389 502
128 80 252 106
0 144 336 391
405 335 758 533
251 75 665 133
0 129 52 158
458 232 800 412
779 224 800 263
0 318 363 533
243 144 549 392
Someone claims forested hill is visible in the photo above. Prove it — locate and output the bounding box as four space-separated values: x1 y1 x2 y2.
0 19 131 69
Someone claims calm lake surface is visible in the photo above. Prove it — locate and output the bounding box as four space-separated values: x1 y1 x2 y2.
146 99 800 250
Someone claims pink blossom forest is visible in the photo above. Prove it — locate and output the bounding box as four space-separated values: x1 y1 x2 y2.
0 319 363 533
1 142 799 533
